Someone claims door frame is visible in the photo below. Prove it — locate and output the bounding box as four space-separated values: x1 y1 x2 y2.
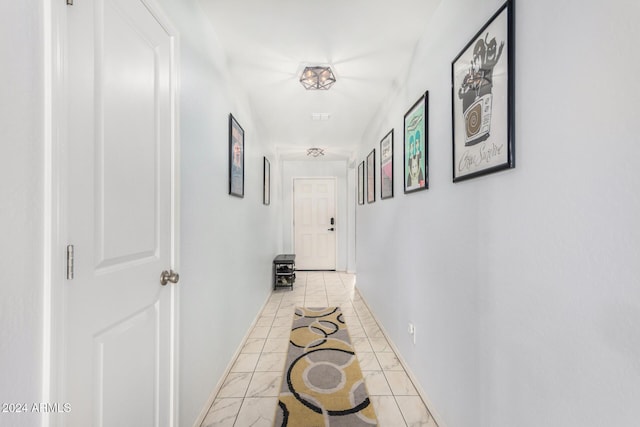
43 1 181 425
291 176 338 270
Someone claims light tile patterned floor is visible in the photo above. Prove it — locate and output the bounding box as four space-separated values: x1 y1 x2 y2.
201 271 438 427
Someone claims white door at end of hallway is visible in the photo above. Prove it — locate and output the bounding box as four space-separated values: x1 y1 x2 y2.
62 0 178 426
294 178 337 270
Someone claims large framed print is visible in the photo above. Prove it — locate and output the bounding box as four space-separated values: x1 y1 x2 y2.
452 0 514 182
380 129 394 200
366 149 375 203
228 114 244 197
404 92 429 193
263 156 270 205
357 161 365 205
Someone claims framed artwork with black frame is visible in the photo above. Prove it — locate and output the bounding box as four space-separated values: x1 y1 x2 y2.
380 129 394 200
263 156 270 205
357 161 365 205
228 113 244 197
404 92 429 193
451 0 515 182
366 149 376 203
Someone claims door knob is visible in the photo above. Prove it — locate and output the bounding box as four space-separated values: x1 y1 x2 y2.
160 269 179 286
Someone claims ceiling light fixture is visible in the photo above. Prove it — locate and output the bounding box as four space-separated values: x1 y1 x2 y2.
300 66 336 90
307 148 325 157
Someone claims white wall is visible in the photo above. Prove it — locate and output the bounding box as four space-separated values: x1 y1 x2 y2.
280 160 350 271
0 1 44 426
355 1 640 427
153 1 280 425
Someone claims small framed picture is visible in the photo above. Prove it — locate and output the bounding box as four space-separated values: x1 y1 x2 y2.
366 149 376 203
228 114 244 197
357 161 365 205
380 129 394 200
452 0 515 182
404 92 429 193
263 157 270 205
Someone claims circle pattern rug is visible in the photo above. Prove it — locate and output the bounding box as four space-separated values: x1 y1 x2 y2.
274 307 377 426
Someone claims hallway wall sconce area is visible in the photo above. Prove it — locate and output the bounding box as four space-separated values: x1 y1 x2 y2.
300 66 336 90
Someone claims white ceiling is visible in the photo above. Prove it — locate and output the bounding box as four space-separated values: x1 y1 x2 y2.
199 0 441 160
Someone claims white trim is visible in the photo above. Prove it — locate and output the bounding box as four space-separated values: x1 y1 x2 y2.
354 286 449 427
44 1 67 425
140 0 182 423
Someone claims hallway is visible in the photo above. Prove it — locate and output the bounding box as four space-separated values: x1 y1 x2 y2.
201 272 436 427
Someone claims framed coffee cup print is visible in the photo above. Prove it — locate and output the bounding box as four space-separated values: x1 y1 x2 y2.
452 0 515 182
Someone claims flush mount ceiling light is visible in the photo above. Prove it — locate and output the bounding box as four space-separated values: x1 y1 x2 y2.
300 66 336 90
307 147 325 157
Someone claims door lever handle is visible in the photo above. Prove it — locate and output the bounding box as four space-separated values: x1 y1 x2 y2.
328 227 335 231
160 269 180 286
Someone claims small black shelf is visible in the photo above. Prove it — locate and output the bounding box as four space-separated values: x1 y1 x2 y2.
273 254 295 290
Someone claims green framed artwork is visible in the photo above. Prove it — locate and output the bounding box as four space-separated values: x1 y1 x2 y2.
404 91 429 193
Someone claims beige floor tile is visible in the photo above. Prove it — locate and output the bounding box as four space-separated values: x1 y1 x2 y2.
363 370 393 395
216 372 251 398
262 338 289 353
385 371 418 396
377 352 403 371
255 352 286 372
245 371 282 397
234 397 278 427
201 398 243 427
370 395 407 427
395 396 436 427
230 353 260 373
241 338 265 353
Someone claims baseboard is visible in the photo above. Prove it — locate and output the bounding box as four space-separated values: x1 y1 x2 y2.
354 286 448 427
191 292 273 427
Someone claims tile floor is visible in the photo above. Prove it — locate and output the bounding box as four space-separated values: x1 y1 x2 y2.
201 271 438 427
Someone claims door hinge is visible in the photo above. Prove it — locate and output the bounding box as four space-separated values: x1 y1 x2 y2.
66 0 73 5
66 245 74 280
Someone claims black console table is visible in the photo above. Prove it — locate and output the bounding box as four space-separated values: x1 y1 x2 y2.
273 254 295 290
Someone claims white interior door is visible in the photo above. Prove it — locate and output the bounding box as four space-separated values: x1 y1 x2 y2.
63 0 177 425
294 178 337 270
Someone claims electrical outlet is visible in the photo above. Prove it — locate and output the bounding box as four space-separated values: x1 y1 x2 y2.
408 323 416 345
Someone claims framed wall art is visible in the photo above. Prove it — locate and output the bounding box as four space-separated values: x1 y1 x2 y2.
366 149 376 203
380 129 394 200
404 92 429 193
228 114 244 197
263 156 270 205
451 0 515 182
358 161 365 205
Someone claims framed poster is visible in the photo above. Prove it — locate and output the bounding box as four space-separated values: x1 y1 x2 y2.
357 161 365 205
452 0 515 182
404 92 429 193
263 156 270 205
366 149 375 203
228 114 244 197
380 129 394 200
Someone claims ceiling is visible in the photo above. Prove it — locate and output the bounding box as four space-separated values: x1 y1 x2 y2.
199 0 441 160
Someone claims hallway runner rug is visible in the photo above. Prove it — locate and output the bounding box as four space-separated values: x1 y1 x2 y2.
274 307 377 426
